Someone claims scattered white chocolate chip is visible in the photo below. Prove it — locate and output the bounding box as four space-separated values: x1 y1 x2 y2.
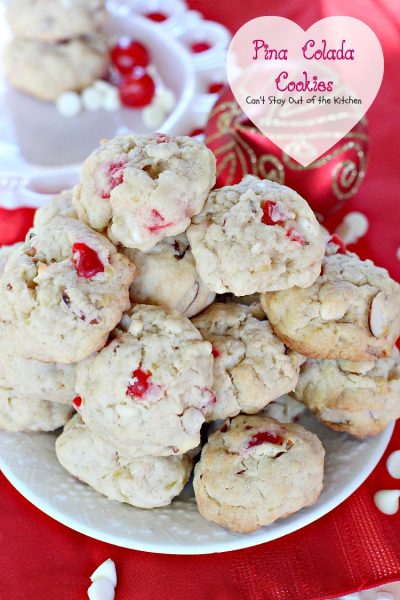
93 79 116 94
87 578 115 600
369 291 388 338
319 281 353 320
55 91 82 117
387 450 400 479
90 559 117 588
373 490 400 515
335 211 369 245
82 87 103 111
153 88 176 112
102 88 121 112
142 104 165 128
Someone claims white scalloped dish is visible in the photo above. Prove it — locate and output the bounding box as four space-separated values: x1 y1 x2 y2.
0 413 392 554
0 0 229 176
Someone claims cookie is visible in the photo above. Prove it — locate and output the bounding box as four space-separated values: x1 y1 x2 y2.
56 415 193 508
4 36 109 101
261 246 400 360
0 391 72 432
262 394 306 424
0 243 22 273
192 303 302 420
73 134 216 251
6 0 107 42
187 175 324 295
122 233 215 318
33 189 78 229
294 348 400 437
0 335 76 404
76 305 214 456
0 216 135 363
194 415 324 533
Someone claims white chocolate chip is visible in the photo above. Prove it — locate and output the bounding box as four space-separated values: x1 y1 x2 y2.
153 88 176 112
335 211 369 244
90 559 117 588
93 80 116 94
55 91 81 117
387 450 400 479
369 291 389 338
142 104 165 128
87 578 115 600
102 89 121 112
82 87 102 111
373 489 400 515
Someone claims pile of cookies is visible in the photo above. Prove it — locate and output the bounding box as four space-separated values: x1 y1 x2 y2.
4 0 109 101
0 133 399 534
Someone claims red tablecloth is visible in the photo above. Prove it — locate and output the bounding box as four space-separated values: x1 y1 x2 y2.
1 2 400 599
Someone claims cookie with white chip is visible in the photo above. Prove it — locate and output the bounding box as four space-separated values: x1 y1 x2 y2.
77 305 214 457
192 303 302 420
261 245 400 360
6 0 108 42
56 415 193 508
122 233 215 318
187 175 325 295
294 348 400 437
0 392 72 432
73 134 216 251
194 415 324 533
0 217 135 363
33 189 78 229
4 36 109 101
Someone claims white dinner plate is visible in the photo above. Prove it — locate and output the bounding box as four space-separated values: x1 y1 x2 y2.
0 414 393 555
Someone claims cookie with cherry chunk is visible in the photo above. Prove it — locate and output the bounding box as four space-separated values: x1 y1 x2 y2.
122 233 215 318
294 348 400 437
194 415 324 533
192 302 303 420
73 134 216 251
261 239 400 361
56 415 193 508
0 217 135 363
187 175 324 295
76 305 214 457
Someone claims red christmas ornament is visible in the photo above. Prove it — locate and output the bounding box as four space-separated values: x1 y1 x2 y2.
205 90 369 220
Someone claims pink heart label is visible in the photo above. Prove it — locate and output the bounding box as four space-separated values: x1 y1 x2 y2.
227 17 384 166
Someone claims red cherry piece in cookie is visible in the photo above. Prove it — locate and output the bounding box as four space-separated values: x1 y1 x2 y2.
211 345 220 358
72 396 82 409
72 243 104 278
202 387 217 409
148 209 173 233
285 228 305 245
328 233 347 254
126 368 153 399
153 133 171 143
261 200 286 226
208 82 225 94
119 68 155 108
101 160 126 199
191 41 211 53
145 11 167 22
247 431 284 448
111 38 149 74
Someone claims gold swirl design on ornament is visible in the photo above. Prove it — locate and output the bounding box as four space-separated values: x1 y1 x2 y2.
257 155 285 184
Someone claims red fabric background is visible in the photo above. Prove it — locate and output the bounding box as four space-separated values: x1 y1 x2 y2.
1 1 400 599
